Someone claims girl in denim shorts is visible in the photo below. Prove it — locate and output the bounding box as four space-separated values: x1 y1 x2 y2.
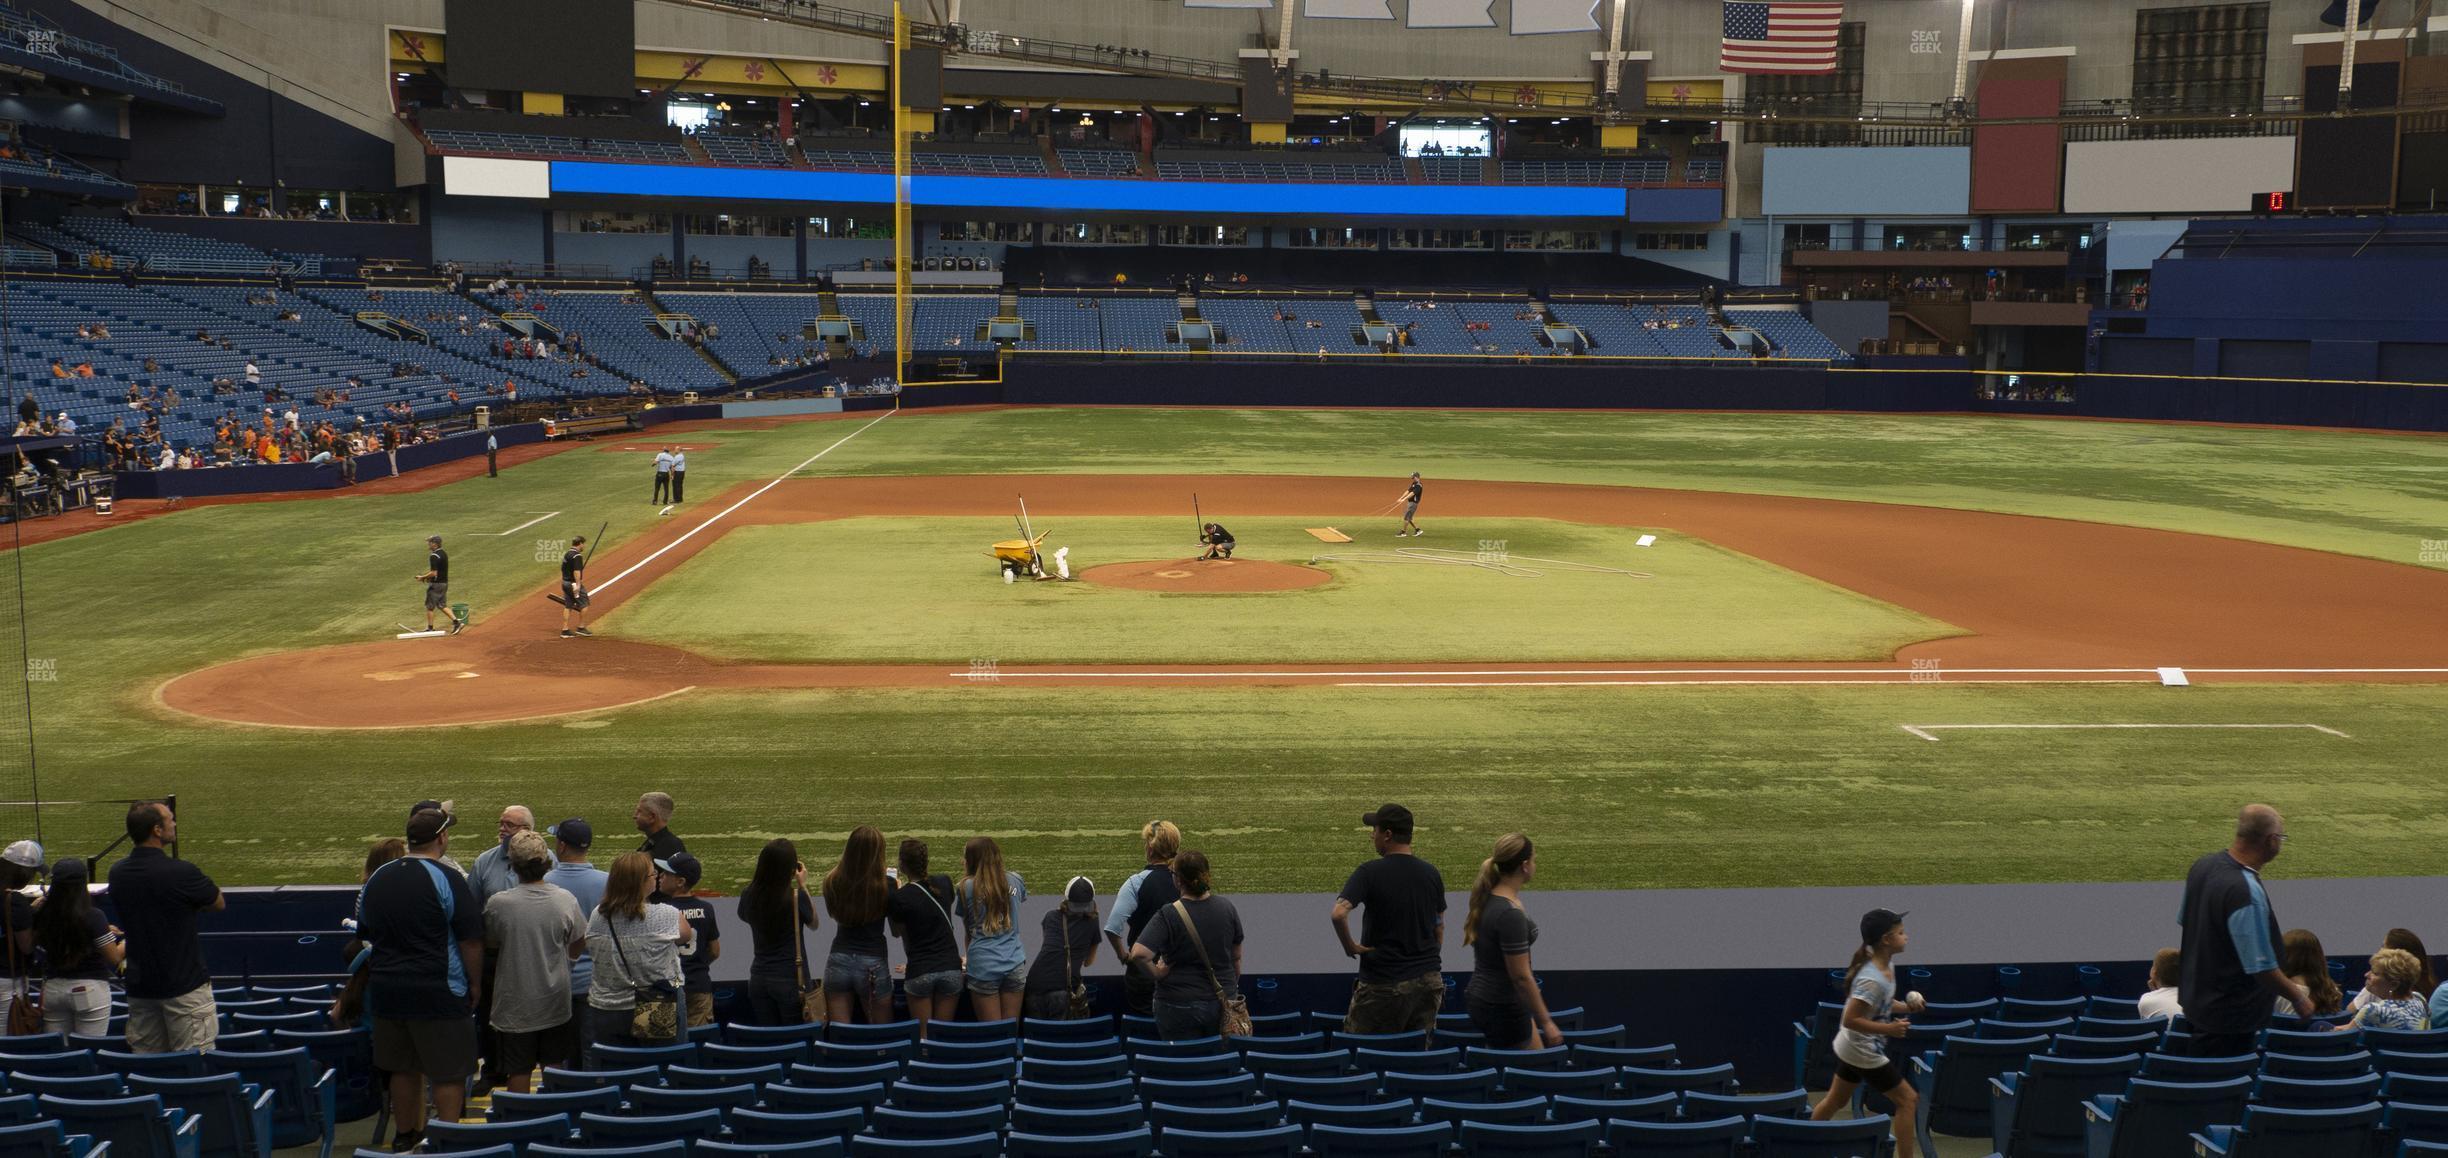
955 836 1029 1022
820 825 894 1024
890 839 965 1035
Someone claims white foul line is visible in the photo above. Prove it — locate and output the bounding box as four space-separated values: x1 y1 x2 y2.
592 412 892 596
490 511 561 537
1899 723 2351 743
1339 678 2156 688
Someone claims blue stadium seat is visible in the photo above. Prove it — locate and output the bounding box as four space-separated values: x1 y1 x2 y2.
1143 1100 1280 1135
2385 1102 2448 1153
1136 1074 1258 1108
1548 1093 1677 1125
0 1097 38 1127
1418 1095 1541 1126
900 1060 1014 1087
529 1144 689 1158
268 1031 375 1123
1132 1054 1240 1082
1247 1013 1306 1037
699 1042 810 1069
571 1110 725 1147
827 1022 922 1047
2073 1017 2165 1038
1912 1033 2051 1154
2379 1051 2448 1078
1010 1078 1136 1110
694 1142 841 1158
1232 1033 1325 1057
1749 1114 1890 1158
1310 1120 1451 1157
2384 1073 2448 1102
1360 1047 1458 1075
1602 1115 1747 1157
922 1021 1019 1045
1242 1050 1347 1079
1980 1018 2075 1040
11 1078 123 1102
1019 1056 1128 1085
758 1084 885 1116
489 1089 624 1122
123 1074 271 1158
38 1095 202 1158
1005 1103 1143 1137
914 1040 1015 1066
2261 1028 2363 1057
1617 1064 1736 1101
2190 1102 2385 1157
2260 1050 2373 1080
1330 1031 1427 1053
0 1036 67 1054
1498 1067 1615 1097
2367 1029 2448 1053
1679 1089 1809 1121
623 1083 760 1117
2050 1033 2161 1060
1283 1098 1415 1134
1466 1047 1566 1072
2252 1072 2383 1110
665 1064 784 1091
542 1067 659 1093
2080 1075 2253 1158
788 1063 904 1090
723 1024 827 1049
1003 1127 1150 1158
1568 1044 1677 1070
863 1105 1006 1141
422 1115 572 1156
2138 1052 2258 1082
0 1053 99 1078
1127 1036 1223 1059
1018 1039 1123 1063
1554 1026 1627 1050
1154 1123 1302 1158
591 1043 698 1071
811 1042 915 1069
1383 1069 1498 1103
0 1121 105 1158
1987 1052 2142 1158
727 1107 865 1147
1456 1119 1601 1158
1016 1020 1114 1046
883 1082 1008 1113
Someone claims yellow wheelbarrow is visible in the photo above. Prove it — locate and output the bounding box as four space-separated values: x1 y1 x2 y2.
989 532 1048 577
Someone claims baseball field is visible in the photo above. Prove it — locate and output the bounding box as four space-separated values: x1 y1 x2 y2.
21 405 2448 892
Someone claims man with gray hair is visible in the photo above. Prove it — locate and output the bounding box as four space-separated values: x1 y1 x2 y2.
482 829 583 1089
2178 803 2313 1057
634 792 684 861
468 806 543 908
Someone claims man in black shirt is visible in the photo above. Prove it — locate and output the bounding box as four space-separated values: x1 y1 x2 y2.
652 853 719 1027
634 792 683 860
1397 473 1424 537
358 807 483 1151
1198 523 1235 561
2178 804 2313 1056
416 535 459 635
109 801 224 1054
559 536 591 639
1333 802 1447 1035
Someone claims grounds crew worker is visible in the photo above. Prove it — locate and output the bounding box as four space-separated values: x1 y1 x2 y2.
560 536 592 639
1199 522 1236 560
416 535 460 635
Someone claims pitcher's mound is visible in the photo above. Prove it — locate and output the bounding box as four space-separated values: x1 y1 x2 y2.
1078 558 1332 593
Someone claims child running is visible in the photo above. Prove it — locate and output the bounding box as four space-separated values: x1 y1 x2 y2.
1810 908 1924 1158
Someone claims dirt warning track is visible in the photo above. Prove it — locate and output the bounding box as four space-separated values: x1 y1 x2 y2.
156 474 2448 728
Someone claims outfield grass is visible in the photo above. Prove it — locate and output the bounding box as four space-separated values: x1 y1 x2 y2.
11 407 2447 887
609 516 1956 664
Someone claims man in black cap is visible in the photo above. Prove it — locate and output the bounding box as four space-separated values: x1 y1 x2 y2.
559 536 591 639
415 535 458 635
651 853 720 1027
542 819 606 1059
356 807 482 1153
1332 803 1446 1036
408 800 464 874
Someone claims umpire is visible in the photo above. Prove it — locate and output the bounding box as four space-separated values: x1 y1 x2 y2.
417 535 460 635
653 446 674 503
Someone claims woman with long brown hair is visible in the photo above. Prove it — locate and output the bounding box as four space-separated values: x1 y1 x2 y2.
583 852 691 1047
739 839 818 1025
889 839 964 1035
2278 928 2343 1017
33 858 122 1036
955 836 1029 1022
1128 849 1243 1041
822 826 893 1024
1462 833 1559 1050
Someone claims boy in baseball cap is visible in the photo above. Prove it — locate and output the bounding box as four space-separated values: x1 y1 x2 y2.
653 853 719 1026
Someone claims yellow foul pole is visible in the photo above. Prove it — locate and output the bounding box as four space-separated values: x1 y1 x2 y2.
891 0 912 380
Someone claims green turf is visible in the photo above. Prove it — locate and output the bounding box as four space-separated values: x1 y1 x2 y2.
607 516 1956 663
9 407 2447 887
806 407 2448 568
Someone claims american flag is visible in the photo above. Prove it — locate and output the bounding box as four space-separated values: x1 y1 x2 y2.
1721 1 1845 75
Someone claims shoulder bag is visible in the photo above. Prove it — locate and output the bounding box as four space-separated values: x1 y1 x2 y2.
792 886 827 1024
1169 900 1250 1037
4 894 39 1036
605 910 680 1044
915 877 962 972
1060 908 1091 1019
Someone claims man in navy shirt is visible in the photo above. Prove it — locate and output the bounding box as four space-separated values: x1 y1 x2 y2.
358 807 484 1151
2178 804 2313 1057
108 802 224 1053
1333 803 1447 1035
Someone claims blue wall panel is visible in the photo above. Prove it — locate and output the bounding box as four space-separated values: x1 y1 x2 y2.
1761 147 1971 217
432 198 544 267
551 231 665 275
547 161 1671 220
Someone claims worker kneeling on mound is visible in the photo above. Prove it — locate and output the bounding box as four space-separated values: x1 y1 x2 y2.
1199 522 1235 560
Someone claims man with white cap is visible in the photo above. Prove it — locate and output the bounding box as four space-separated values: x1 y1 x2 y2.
3 839 43 980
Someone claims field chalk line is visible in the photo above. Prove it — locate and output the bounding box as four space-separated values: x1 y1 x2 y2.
1899 723 2351 743
489 511 561 537
593 412 892 597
